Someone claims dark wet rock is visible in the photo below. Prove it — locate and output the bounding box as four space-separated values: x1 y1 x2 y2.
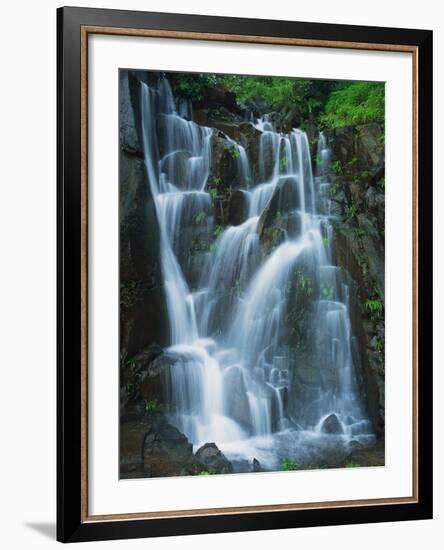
238 123 262 182
252 458 261 472
159 150 191 190
258 176 301 232
119 152 170 360
210 132 244 189
270 176 301 213
208 120 242 142
138 349 176 403
120 419 148 475
257 177 304 255
223 366 251 429
143 415 197 477
119 72 143 155
245 96 268 117
120 344 163 410
228 189 249 225
195 443 234 474
346 437 385 467
321 414 344 434
347 439 364 452
327 123 384 179
258 210 303 255
201 84 242 114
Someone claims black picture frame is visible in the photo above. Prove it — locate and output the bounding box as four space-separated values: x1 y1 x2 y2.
57 5 433 543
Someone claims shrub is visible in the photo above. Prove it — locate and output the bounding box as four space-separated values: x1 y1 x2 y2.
281 458 300 471
321 81 385 128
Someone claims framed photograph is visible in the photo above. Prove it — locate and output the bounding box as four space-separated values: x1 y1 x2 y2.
57 6 433 543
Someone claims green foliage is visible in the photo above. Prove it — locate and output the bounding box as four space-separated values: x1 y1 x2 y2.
321 285 334 299
213 224 223 238
172 73 384 133
345 461 360 468
345 204 359 221
296 270 314 297
193 210 207 224
173 73 219 101
281 458 300 471
209 187 218 201
120 279 138 290
228 145 240 159
322 237 331 248
331 160 343 175
329 181 341 197
125 358 137 370
365 298 384 315
208 106 231 121
279 157 289 171
321 81 385 129
144 399 163 413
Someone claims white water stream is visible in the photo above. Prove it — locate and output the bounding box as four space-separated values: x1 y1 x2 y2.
140 76 374 470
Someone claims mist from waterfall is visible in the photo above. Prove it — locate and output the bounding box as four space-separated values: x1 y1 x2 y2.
139 76 374 471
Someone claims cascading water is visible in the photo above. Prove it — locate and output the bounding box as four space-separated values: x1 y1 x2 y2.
140 76 374 471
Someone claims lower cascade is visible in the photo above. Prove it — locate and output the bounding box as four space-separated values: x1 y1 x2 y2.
138 76 376 472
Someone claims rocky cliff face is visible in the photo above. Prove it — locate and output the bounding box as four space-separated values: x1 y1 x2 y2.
119 71 169 411
326 123 385 435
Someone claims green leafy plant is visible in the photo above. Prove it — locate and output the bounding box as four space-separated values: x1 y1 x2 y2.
329 181 341 197
228 145 241 159
279 157 289 171
321 285 334 299
365 298 384 316
125 358 137 370
322 237 331 248
331 160 343 175
281 458 300 471
320 81 385 128
345 204 359 221
213 224 223 238
296 270 314 297
345 461 360 468
144 399 163 413
193 210 207 224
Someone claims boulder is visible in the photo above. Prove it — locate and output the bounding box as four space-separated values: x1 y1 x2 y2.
321 413 344 434
195 443 234 474
143 416 197 477
120 419 148 475
252 458 261 472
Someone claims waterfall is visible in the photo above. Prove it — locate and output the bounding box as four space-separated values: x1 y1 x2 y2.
139 75 374 468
